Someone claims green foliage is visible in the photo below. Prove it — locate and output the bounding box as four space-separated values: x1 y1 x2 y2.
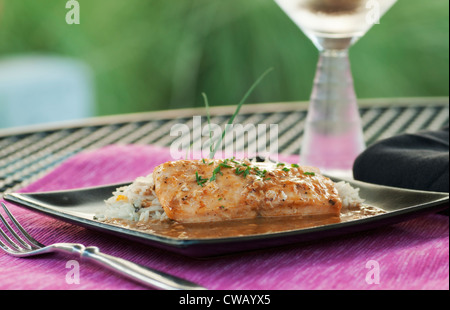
0 0 448 116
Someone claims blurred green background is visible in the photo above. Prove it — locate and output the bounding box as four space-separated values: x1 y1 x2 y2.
0 0 448 118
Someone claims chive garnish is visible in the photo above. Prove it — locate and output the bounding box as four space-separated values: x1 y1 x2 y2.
202 93 214 156
210 161 233 181
304 172 316 176
195 171 208 187
254 168 267 179
206 68 274 159
243 166 251 178
291 164 300 168
210 166 223 182
282 167 290 172
235 166 245 175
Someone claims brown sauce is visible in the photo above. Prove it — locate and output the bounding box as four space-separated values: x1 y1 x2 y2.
104 204 385 240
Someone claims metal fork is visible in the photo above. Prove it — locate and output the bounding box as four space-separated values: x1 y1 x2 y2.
0 202 206 290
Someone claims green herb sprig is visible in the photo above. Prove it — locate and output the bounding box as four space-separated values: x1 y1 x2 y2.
195 171 208 187
196 68 273 184
209 159 233 182
203 68 274 159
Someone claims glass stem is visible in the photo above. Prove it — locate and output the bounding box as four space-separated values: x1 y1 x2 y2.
300 49 366 175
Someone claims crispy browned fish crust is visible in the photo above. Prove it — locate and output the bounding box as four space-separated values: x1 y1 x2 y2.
153 159 342 223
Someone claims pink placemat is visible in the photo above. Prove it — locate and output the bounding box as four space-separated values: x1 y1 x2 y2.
0 144 448 290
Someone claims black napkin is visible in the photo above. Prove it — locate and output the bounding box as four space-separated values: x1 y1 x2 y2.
353 126 449 214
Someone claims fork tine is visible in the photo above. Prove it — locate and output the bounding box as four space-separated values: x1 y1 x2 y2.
1 203 44 249
0 232 17 253
0 212 24 252
0 209 33 250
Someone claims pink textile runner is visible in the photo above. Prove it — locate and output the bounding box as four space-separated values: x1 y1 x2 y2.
0 144 448 290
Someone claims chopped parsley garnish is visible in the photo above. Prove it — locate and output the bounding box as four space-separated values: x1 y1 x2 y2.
195 171 208 187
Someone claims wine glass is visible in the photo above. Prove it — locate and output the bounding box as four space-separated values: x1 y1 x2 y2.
275 0 397 177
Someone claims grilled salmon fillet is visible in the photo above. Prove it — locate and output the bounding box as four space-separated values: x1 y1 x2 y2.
153 158 342 223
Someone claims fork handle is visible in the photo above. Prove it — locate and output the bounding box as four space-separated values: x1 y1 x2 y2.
54 244 206 290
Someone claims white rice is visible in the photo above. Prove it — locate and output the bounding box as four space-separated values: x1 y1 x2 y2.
95 174 168 223
334 181 365 211
96 175 364 223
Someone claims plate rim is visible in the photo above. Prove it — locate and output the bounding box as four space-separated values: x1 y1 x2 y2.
4 181 449 256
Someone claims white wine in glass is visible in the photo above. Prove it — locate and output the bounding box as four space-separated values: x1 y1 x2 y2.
275 0 397 177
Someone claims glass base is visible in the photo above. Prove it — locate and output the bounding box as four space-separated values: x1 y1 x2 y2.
299 48 365 173
300 121 365 172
